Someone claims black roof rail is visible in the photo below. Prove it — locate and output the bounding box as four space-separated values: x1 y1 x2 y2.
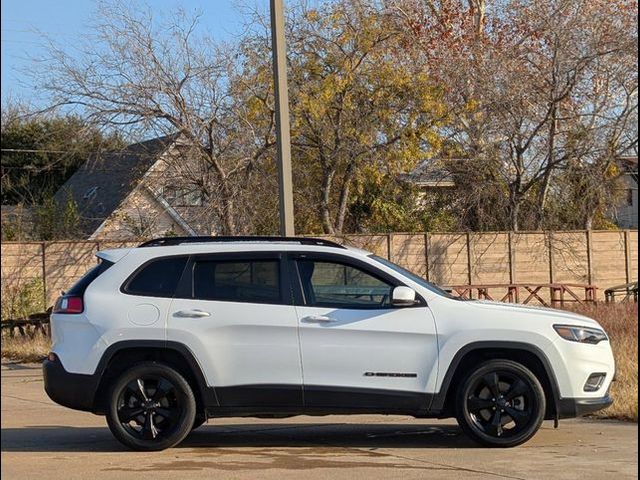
137 236 346 249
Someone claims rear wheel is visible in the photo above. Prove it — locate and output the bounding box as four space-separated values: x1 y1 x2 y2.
106 362 196 451
455 359 545 447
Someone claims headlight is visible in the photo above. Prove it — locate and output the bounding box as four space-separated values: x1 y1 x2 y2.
553 324 608 344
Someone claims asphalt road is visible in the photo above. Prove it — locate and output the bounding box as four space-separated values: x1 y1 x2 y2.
1 361 637 480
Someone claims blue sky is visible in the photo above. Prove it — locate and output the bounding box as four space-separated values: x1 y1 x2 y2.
1 0 251 106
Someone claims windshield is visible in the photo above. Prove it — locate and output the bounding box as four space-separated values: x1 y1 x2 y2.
369 255 463 300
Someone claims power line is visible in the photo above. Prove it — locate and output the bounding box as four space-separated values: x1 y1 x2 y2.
1 148 162 156
2 148 73 154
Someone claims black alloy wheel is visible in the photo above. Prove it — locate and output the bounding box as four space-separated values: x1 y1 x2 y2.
455 359 546 447
106 362 196 451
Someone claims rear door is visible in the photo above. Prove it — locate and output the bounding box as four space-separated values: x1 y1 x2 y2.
167 252 303 407
291 253 438 410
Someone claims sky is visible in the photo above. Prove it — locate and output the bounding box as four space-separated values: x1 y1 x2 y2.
0 0 250 106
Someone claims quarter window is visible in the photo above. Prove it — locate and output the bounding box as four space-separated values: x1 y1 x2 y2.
297 259 393 308
192 260 281 304
125 257 188 297
68 259 114 296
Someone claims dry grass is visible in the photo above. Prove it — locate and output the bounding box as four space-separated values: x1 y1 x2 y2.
0 303 636 421
565 303 638 422
1 332 51 363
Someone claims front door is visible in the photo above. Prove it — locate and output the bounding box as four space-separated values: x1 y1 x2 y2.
168 252 303 407
291 253 438 410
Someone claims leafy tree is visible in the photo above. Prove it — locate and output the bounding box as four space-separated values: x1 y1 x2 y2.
1 105 123 205
285 1 447 234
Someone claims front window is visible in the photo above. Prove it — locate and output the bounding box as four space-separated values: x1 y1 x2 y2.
297 259 393 308
369 255 461 300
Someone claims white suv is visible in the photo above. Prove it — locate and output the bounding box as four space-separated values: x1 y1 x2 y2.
43 236 615 451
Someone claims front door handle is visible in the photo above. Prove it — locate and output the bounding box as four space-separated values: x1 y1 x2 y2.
174 309 211 318
301 315 336 323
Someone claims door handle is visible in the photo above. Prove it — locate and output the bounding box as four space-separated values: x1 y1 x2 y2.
174 309 211 318
301 315 336 323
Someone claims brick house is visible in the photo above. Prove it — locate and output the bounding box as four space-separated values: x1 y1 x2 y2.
54 134 216 240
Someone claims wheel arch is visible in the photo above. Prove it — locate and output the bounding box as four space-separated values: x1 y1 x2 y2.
430 341 561 420
92 340 217 414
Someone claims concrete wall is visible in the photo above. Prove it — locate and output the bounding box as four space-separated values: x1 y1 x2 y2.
1 230 637 307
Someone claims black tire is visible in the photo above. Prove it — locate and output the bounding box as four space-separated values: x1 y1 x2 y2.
455 359 545 448
192 412 207 430
106 362 196 451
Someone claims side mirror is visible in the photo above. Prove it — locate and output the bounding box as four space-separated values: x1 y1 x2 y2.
392 286 417 306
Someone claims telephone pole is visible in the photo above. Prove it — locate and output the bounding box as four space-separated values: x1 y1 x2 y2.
270 0 295 236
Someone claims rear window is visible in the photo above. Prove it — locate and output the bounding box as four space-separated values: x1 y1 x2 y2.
67 259 114 296
124 256 188 297
192 259 281 304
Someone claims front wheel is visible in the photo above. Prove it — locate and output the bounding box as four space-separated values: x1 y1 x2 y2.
455 359 545 448
106 362 196 451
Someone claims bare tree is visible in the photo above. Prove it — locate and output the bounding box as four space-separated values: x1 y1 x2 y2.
391 0 638 231
32 1 276 234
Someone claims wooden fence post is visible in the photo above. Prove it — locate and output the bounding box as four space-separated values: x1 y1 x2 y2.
508 232 516 284
624 230 632 284
41 242 47 309
586 230 594 285
548 232 555 284
424 233 430 281
466 232 473 285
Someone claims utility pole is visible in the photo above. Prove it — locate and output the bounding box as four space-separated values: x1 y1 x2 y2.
270 0 295 236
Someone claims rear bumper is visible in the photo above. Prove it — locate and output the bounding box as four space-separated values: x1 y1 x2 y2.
556 394 614 419
42 354 99 412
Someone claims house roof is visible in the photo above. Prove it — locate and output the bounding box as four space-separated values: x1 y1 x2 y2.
399 158 457 187
54 133 181 235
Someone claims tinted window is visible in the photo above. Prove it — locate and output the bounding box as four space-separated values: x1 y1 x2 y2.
125 257 187 297
67 259 114 295
297 260 393 308
193 260 281 304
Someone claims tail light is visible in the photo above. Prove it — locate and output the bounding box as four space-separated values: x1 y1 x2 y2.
53 295 84 314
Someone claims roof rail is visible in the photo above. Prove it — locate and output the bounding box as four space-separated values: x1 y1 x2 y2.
137 236 346 249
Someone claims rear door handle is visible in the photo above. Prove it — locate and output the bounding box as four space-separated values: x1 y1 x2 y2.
301 315 336 323
174 309 211 318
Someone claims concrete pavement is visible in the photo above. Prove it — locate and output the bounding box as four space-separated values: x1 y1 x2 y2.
1 361 637 479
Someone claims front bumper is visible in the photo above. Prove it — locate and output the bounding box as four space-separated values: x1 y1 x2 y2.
42 354 100 412
556 394 614 419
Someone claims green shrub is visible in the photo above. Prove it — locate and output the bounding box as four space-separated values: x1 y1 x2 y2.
0 277 46 322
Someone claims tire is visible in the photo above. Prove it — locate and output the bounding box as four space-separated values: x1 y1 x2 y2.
455 359 545 448
106 362 196 451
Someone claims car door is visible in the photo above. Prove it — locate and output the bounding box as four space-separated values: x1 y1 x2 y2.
291 252 438 410
167 252 303 407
